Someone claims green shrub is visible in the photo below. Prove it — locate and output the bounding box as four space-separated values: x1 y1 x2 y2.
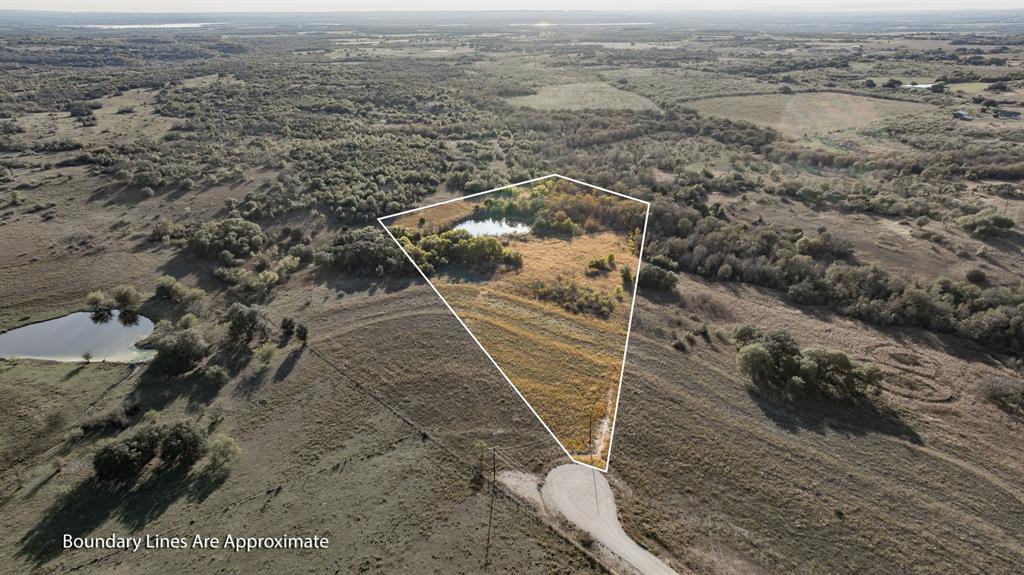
153 327 210 375
93 426 162 483
111 284 141 310
957 210 1015 238
638 264 677 291
530 280 616 318
189 217 266 259
965 268 988 285
154 276 205 304
207 433 241 469
318 227 409 275
224 303 266 341
159 422 207 467
86 290 113 311
736 327 881 401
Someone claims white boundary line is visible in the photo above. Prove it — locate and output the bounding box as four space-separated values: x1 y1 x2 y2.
377 174 648 473
604 201 650 472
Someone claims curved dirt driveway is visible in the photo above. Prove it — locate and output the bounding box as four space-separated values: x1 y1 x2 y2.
541 464 677 575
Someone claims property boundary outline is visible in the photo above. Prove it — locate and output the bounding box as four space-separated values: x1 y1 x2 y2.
378 174 650 473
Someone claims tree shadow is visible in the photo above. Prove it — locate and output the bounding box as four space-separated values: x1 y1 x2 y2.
307 268 416 297
233 365 269 397
62 364 87 380
17 463 231 567
272 347 303 383
747 386 922 445
17 478 121 566
187 467 229 504
117 465 192 532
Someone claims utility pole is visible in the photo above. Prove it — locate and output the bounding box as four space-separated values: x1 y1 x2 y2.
483 447 496 571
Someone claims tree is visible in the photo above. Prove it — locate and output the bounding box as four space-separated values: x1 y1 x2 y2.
159 422 207 467
86 290 112 311
111 284 141 310
863 79 876 88
295 323 309 344
224 303 265 341
82 351 93 364
92 426 162 483
638 264 677 291
153 327 210 375
737 343 774 386
965 268 988 285
207 434 241 469
280 316 296 337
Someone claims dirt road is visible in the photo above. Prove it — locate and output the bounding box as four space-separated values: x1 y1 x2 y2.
541 464 678 575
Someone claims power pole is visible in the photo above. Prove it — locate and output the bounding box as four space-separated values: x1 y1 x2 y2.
483 447 496 571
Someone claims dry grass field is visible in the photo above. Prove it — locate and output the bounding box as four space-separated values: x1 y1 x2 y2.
505 82 659 111
689 92 935 137
611 277 1024 575
385 182 645 467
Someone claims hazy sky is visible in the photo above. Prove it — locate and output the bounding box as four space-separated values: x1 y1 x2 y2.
5 0 1023 12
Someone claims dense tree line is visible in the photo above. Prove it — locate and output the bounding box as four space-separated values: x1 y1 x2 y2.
396 228 522 276
647 204 1024 353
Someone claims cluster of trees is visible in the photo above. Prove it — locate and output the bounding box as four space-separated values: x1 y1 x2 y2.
154 275 206 305
734 325 882 402
530 280 616 318
151 317 210 375
647 206 1024 352
397 228 522 275
86 284 142 312
638 264 678 291
93 420 239 484
214 254 300 300
471 180 647 235
957 209 1016 238
188 218 266 261
648 209 852 291
315 227 409 276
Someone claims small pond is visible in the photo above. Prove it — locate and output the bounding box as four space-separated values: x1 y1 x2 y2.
454 218 532 236
0 310 156 363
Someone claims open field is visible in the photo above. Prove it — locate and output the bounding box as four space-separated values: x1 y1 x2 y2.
385 179 645 466
505 82 659 111
689 92 935 137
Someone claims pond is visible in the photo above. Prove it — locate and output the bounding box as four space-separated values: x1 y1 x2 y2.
0 310 156 363
454 218 532 236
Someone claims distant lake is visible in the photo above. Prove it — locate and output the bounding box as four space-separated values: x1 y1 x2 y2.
454 219 532 236
0 311 156 363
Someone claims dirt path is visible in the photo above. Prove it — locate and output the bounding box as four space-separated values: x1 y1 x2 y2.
541 464 678 575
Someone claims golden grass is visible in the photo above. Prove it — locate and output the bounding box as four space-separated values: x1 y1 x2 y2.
428 231 636 462
385 181 643 464
504 82 658 111
689 92 934 137
387 199 475 232
439 283 624 457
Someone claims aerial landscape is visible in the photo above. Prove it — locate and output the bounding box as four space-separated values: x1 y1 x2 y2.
0 3 1022 574
383 175 648 468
